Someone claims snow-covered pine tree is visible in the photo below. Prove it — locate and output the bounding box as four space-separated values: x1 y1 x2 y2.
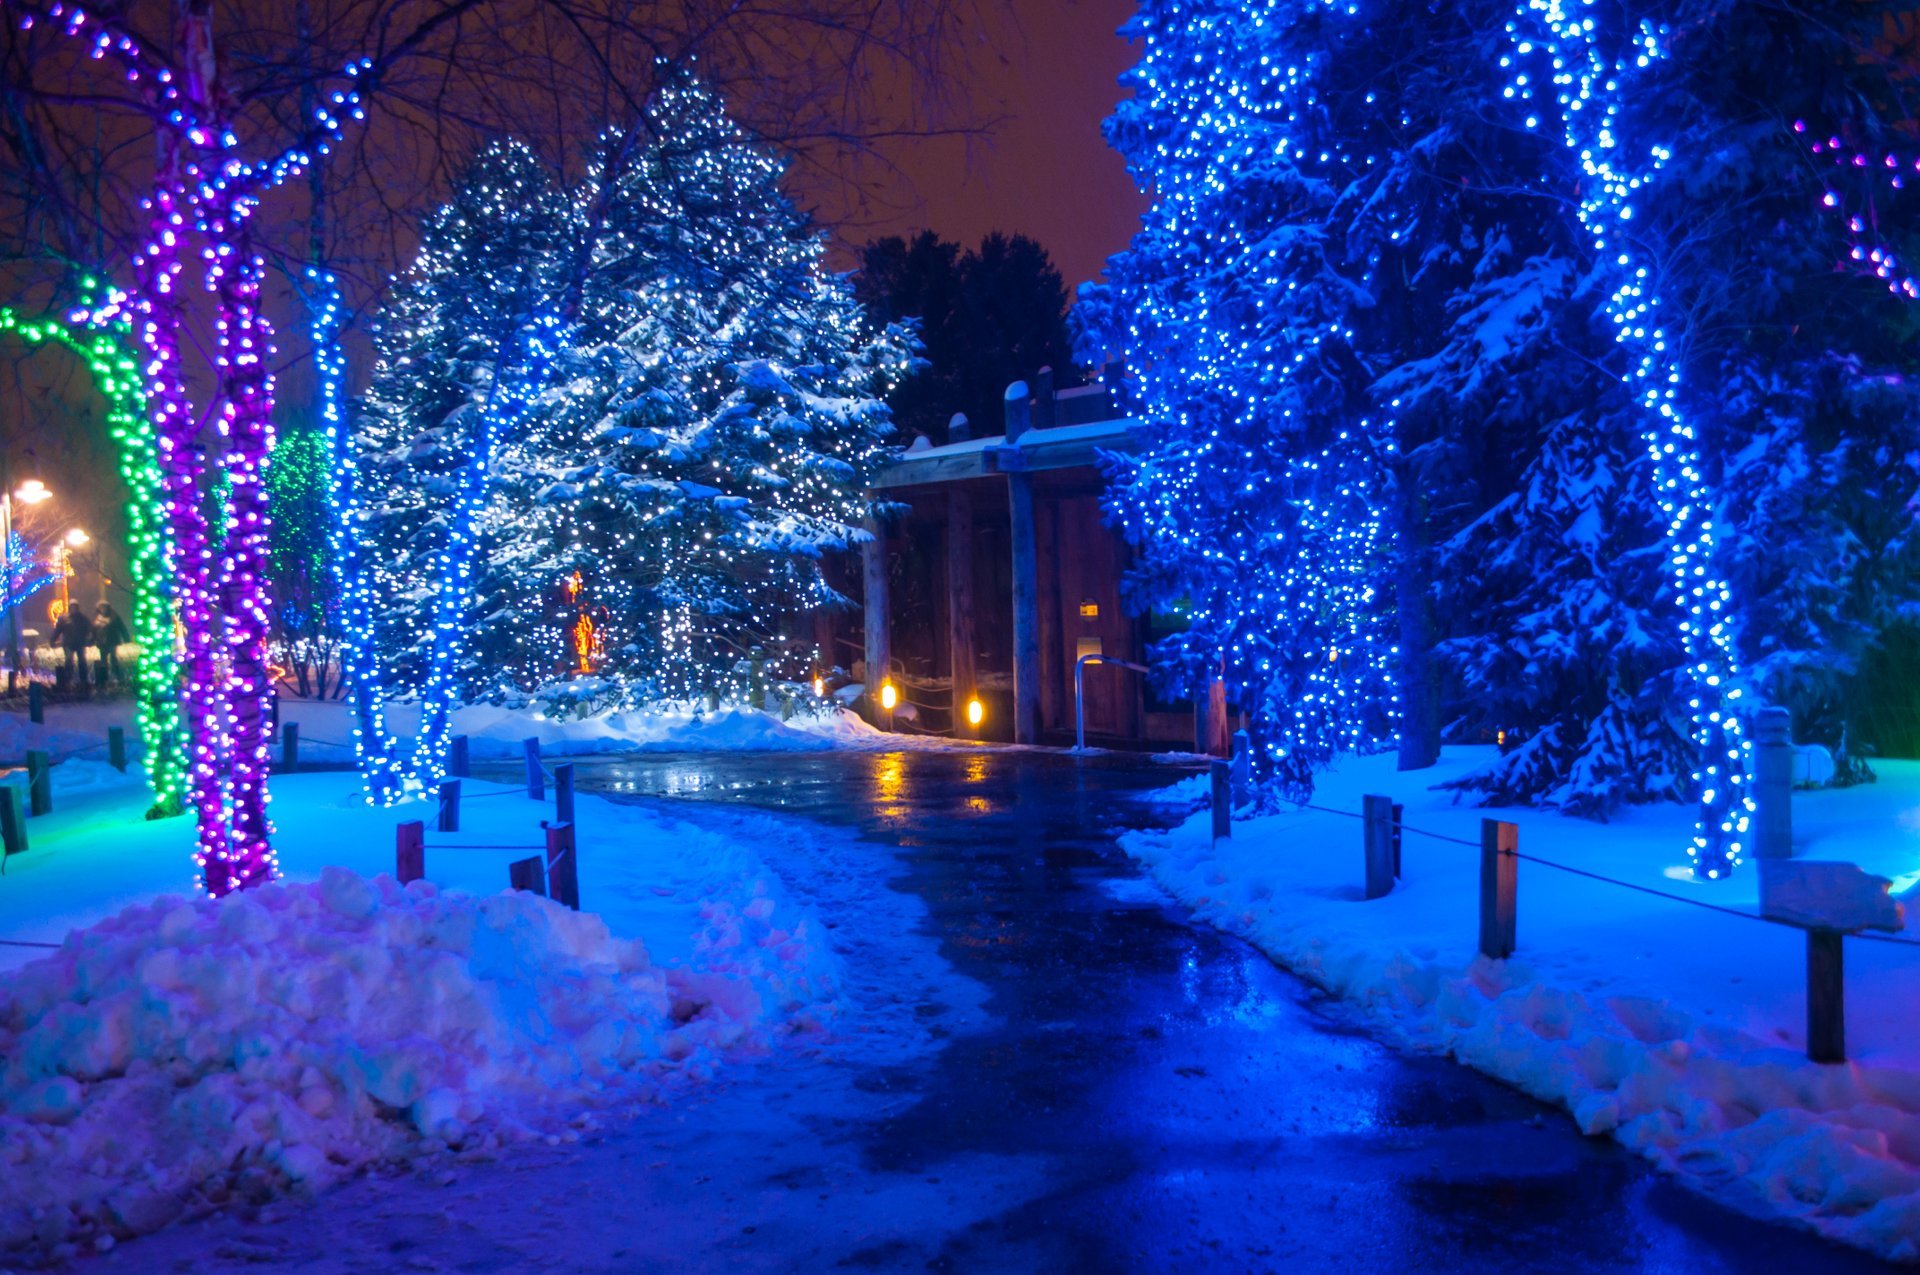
1493 0 1920 833
1080 0 1398 803
525 78 913 699
1341 0 1691 815
1638 1 1920 775
353 139 571 704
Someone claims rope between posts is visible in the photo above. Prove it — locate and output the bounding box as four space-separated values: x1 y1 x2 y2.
0 937 60 948
1288 796 1920 951
1295 801 1478 848
423 843 547 852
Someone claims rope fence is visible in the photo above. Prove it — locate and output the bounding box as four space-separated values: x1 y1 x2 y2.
1289 793 1920 947
1192 758 1920 1063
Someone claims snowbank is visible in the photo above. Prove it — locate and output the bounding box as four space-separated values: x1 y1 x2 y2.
1124 748 1920 1262
0 737 841 1261
0 697 971 778
0 868 832 1256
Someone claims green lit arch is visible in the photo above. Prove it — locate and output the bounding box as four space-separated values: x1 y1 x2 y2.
0 304 186 813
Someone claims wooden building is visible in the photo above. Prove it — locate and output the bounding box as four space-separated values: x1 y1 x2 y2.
852 371 1198 750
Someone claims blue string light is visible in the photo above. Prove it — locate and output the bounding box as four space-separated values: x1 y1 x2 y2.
1095 0 1399 800
1503 0 1750 878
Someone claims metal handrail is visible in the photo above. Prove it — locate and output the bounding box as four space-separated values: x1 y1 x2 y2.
1075 653 1150 751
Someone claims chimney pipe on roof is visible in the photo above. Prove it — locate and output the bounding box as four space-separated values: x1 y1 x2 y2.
1034 366 1056 431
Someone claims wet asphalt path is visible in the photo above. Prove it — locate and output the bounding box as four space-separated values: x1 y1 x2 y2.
558 747 1889 1274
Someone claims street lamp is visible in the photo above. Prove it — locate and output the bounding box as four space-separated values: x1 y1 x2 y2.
57 528 90 618
1 480 51 691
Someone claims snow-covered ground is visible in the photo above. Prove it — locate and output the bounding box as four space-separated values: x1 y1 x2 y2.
1123 747 1920 1262
0 743 842 1262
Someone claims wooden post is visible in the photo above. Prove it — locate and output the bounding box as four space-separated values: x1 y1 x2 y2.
28 681 42 724
862 514 891 724
947 487 977 737
1807 929 1845 1064
0 785 26 856
107 725 126 773
280 721 299 774
1210 760 1230 843
449 734 470 779
396 820 424 885
555 763 575 826
1754 706 1793 860
523 737 544 801
508 855 547 897
1363 794 1395 900
1479 818 1519 959
1206 675 1229 757
1006 381 1040 745
749 647 768 710
1229 730 1251 809
437 779 460 833
25 749 50 817
1391 802 1404 879
545 821 579 911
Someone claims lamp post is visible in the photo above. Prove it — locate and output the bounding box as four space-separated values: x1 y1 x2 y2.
57 528 90 618
2 479 52 691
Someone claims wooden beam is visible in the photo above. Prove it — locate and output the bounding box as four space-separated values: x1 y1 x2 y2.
862 514 891 708
947 488 977 736
1006 383 1040 745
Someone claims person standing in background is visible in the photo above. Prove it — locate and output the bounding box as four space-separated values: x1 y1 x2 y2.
92 602 129 686
52 604 92 694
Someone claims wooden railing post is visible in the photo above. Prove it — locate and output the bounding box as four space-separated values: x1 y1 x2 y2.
1210 760 1230 843
1229 729 1252 809
396 820 424 885
1478 818 1518 959
437 779 460 833
555 763 575 826
1807 929 1845 1064
1391 802 1404 879
1754 706 1794 859
0 786 27 856
523 737 544 801
509 855 547 897
28 681 43 724
545 821 579 911
1362 795 1395 899
449 734 470 779
280 721 299 773
107 726 126 773
749 647 768 710
25 749 50 816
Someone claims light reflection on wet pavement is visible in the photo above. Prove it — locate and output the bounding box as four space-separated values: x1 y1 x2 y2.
556 747 1891 1273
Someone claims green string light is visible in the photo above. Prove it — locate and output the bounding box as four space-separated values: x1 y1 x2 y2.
0 302 186 814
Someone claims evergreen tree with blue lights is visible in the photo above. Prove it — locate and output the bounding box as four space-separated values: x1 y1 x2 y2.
516 79 913 700
1490 0 1920 856
353 138 572 696
1080 0 1400 804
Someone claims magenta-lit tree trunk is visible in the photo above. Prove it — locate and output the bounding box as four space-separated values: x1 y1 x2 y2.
178 0 276 893
133 79 228 888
